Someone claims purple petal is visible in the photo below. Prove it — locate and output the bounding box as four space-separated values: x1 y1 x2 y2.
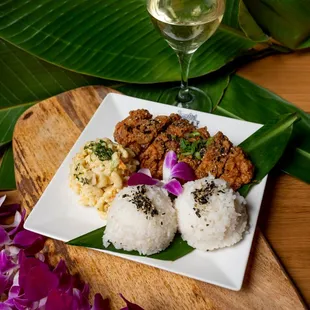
13 230 41 247
72 283 90 310
23 266 59 301
72 287 90 310
0 196 6 207
12 298 34 310
19 252 59 301
0 250 17 273
0 204 20 218
53 260 74 292
163 179 183 196
137 168 151 177
0 227 10 246
81 283 89 298
36 253 45 262
45 289 76 310
13 230 45 256
6 246 20 258
120 294 144 310
171 162 195 181
53 259 67 275
37 297 48 309
2 211 22 229
7 286 21 300
0 273 11 295
163 151 177 181
0 303 12 310
127 173 158 186
91 293 110 310
7 210 25 237
12 271 19 287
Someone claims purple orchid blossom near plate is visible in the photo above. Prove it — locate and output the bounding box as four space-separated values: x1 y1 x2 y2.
0 196 143 310
128 151 195 196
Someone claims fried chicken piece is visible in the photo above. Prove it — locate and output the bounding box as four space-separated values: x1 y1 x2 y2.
139 132 179 179
139 117 195 178
179 155 200 171
115 110 254 190
177 127 210 171
114 110 180 155
126 142 142 156
141 122 212 178
166 119 196 137
161 113 181 124
132 118 163 145
196 132 232 179
196 132 253 190
196 127 210 139
221 146 254 190
114 109 152 146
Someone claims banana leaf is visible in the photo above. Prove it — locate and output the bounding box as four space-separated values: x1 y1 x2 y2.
0 39 107 189
239 113 298 196
0 40 103 107
0 144 15 190
67 228 194 261
222 0 240 28
0 39 233 190
117 71 310 183
1 37 306 185
223 0 268 43
117 72 310 184
67 114 296 260
116 69 232 111
0 0 256 83
238 0 269 42
0 39 106 149
0 102 34 148
243 0 310 49
215 75 310 183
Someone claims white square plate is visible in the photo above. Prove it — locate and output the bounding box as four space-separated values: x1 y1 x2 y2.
25 93 267 291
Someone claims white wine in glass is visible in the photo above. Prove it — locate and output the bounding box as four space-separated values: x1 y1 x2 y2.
147 0 225 111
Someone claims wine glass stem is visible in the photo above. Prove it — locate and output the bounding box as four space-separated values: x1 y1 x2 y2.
176 51 193 103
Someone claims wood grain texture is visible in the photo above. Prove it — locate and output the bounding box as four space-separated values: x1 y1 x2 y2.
238 51 310 305
238 50 310 110
13 86 305 309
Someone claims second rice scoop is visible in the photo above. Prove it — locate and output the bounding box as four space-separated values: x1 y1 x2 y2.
175 176 248 251
103 185 177 255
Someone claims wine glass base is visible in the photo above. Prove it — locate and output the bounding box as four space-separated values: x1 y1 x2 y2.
159 86 213 113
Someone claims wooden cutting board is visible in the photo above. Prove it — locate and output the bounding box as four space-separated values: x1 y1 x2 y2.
13 86 306 310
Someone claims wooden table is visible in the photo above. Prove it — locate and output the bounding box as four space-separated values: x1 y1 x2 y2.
238 51 310 305
3 50 310 307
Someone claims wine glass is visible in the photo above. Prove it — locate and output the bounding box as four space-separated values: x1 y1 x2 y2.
147 0 225 112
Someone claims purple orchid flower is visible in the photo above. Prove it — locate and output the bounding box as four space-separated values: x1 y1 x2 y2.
6 210 25 237
0 195 144 310
0 196 19 219
163 155 195 182
45 288 77 310
13 231 45 256
0 250 17 273
162 179 183 196
91 293 110 310
120 294 144 310
127 169 158 187
0 196 6 207
0 228 10 247
19 251 59 301
128 151 195 196
162 151 195 195
0 273 12 296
